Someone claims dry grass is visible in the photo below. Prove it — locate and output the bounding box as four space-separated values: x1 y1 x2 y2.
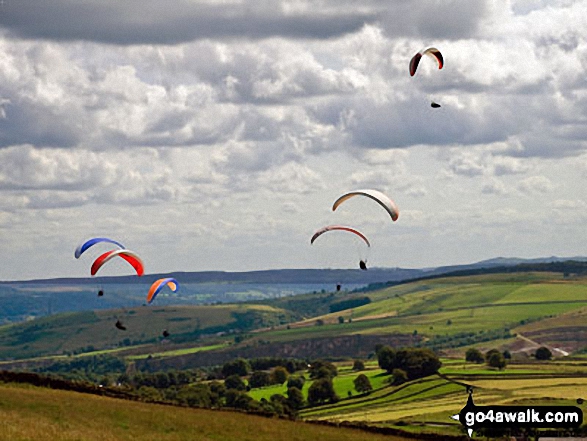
0 382 412 441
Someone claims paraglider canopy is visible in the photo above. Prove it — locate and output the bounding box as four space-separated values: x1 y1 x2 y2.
115 320 127 331
409 47 443 77
332 189 399 222
359 260 367 270
147 278 179 304
91 250 144 276
311 225 371 247
75 237 125 259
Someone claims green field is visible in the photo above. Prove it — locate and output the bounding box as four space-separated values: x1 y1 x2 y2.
248 366 388 401
245 273 587 350
0 382 413 441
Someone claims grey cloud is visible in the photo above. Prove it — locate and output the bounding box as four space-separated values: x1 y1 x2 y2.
377 0 490 39
0 0 376 45
345 98 513 149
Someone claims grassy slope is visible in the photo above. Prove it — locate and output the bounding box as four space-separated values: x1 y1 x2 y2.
0 382 412 441
0 304 290 360
247 273 587 346
2 271 587 362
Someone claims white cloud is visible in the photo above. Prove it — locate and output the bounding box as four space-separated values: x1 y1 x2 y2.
518 175 554 194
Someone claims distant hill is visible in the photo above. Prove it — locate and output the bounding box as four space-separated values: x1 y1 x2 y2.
4 255 585 286
2 267 423 285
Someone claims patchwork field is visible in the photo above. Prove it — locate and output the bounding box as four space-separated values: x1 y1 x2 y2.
295 360 587 437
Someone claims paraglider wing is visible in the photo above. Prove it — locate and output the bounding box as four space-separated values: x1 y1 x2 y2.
91 250 144 276
75 237 125 259
332 189 399 222
410 47 443 76
310 225 371 247
147 278 179 304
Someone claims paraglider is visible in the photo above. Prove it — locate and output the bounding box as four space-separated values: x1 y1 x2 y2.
359 260 367 271
147 278 179 304
311 225 371 247
91 249 144 276
115 320 127 331
97 290 104 297
332 189 399 222
336 284 341 292
311 225 371 271
162 330 170 338
409 47 443 77
75 237 125 259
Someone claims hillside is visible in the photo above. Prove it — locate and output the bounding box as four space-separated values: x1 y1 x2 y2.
0 304 294 361
0 381 414 441
3 269 587 367
135 271 587 370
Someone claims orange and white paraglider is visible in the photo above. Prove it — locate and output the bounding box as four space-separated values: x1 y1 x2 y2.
147 278 179 304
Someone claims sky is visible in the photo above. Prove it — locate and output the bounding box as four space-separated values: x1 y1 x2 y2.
0 0 586 280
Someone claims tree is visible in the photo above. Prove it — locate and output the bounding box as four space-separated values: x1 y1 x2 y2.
465 348 484 364
535 346 552 360
248 371 271 388
287 375 305 390
393 348 441 380
485 349 501 363
271 366 289 385
353 374 373 393
224 374 246 391
307 378 338 405
225 389 255 410
487 352 507 370
391 368 408 385
377 346 396 373
287 386 305 410
308 360 337 379
222 358 250 377
503 350 512 360
338 316 345 324
352 360 365 371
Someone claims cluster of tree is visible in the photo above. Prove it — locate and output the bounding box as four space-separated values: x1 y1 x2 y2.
423 328 513 350
308 360 338 380
329 297 371 313
376 346 441 380
34 355 127 383
220 357 307 379
465 348 508 370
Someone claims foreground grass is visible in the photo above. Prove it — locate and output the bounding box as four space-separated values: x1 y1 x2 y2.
0 382 413 441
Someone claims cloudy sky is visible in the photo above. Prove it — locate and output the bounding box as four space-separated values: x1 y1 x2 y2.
0 0 586 280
